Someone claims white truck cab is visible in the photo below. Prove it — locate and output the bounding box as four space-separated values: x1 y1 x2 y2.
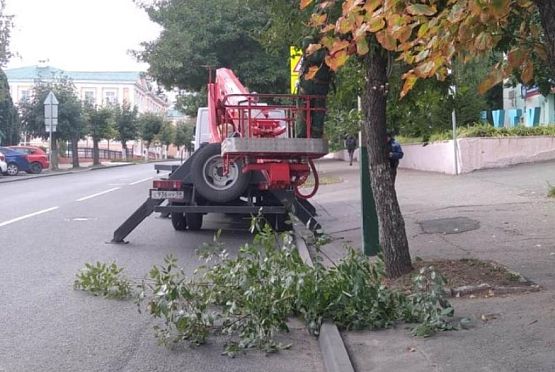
194 107 211 151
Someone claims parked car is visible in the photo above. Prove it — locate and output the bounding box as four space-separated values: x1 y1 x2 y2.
0 152 7 175
0 147 31 176
9 145 49 174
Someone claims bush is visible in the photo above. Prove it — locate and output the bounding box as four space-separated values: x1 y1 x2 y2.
400 123 555 144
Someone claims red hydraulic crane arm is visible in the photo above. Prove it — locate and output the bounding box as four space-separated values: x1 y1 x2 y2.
207 68 250 143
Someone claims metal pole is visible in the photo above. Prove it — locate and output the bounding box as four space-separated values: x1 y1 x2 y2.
49 105 53 170
358 96 380 256
452 109 458 175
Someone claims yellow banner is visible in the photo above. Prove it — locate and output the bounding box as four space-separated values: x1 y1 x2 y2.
290 46 302 94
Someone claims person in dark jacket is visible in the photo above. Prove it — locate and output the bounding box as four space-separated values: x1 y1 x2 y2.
386 130 403 183
345 134 357 166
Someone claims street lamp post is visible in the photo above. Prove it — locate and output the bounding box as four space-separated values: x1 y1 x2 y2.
448 70 458 175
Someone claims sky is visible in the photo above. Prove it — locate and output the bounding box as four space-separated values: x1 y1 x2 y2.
5 0 161 72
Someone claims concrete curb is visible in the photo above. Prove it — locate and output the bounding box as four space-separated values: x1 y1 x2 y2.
293 223 355 372
448 283 541 297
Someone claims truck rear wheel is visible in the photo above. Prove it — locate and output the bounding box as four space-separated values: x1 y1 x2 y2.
192 143 250 203
171 203 187 231
185 213 203 231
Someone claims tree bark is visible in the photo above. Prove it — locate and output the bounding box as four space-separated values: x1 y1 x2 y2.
362 50 412 278
50 134 59 170
93 138 100 166
71 138 80 168
535 0 555 79
122 142 129 161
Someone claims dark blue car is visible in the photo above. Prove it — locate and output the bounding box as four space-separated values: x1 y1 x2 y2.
0 147 31 176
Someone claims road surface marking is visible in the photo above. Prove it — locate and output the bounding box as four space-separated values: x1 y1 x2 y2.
129 177 153 185
76 187 121 202
0 206 59 228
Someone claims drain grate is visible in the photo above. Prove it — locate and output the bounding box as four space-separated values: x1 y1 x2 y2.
419 217 480 234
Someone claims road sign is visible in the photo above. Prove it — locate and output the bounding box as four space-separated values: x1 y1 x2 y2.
44 91 59 133
290 46 302 94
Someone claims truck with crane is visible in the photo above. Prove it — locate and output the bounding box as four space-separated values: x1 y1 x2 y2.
112 68 328 243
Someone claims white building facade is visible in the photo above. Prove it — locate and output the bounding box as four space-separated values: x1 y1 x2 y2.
5 65 167 113
5 65 169 159
502 84 555 127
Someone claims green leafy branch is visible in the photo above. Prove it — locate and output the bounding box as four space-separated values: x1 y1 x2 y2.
74 219 456 355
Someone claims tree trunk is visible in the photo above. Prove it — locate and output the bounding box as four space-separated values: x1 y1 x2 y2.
535 0 555 78
71 139 80 168
122 142 129 161
362 50 412 278
50 134 59 170
93 138 100 166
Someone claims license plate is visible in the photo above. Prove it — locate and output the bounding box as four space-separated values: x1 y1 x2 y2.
150 190 185 200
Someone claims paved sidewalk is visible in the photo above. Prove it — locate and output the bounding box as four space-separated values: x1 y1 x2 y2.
310 159 555 372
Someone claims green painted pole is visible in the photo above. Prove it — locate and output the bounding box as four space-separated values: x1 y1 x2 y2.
359 140 380 256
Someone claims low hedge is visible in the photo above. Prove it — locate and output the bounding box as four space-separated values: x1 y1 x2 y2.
398 124 555 144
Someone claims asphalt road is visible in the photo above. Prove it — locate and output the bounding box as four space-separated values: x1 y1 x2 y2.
0 163 322 372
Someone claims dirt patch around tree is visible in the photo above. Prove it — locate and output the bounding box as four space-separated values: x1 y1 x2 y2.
389 258 540 298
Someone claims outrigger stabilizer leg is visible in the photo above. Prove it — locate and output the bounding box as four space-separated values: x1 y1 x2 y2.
111 198 164 243
270 190 321 232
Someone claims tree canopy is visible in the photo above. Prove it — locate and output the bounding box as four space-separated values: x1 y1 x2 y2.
139 112 164 148
0 68 19 145
300 0 554 97
135 0 290 94
114 103 139 157
0 0 13 67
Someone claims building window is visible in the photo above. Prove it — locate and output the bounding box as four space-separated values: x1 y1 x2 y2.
20 90 30 102
84 90 96 104
104 90 118 105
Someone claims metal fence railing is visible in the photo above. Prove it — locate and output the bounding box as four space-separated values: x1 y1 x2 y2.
65 148 133 160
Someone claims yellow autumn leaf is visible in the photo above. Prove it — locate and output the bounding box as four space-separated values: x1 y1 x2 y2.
306 43 323 55
329 39 351 54
363 0 382 14
394 25 412 43
325 50 349 71
356 38 369 56
521 60 534 83
321 35 335 49
490 0 510 18
338 15 356 34
343 0 365 14
310 13 328 27
319 1 335 10
376 30 397 51
367 15 385 32
414 49 429 63
507 48 525 69
406 3 437 16
322 24 336 33
478 68 504 94
400 73 418 98
516 0 534 8
353 23 370 41
414 60 435 78
300 0 314 10
417 23 429 38
306 66 320 80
